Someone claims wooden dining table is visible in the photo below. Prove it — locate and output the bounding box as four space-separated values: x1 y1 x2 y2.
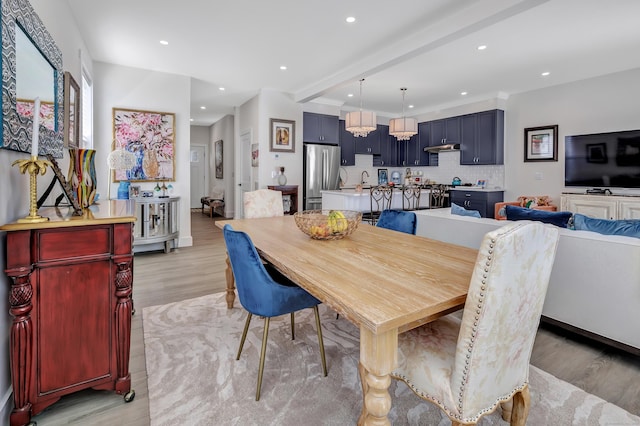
216 216 478 425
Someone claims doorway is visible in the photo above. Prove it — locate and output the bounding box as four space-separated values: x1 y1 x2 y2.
190 145 207 209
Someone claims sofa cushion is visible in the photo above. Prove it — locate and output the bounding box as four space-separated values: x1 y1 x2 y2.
505 205 572 228
451 203 481 218
573 213 640 238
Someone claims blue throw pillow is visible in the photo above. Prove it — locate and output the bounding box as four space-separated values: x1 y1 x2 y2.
505 205 572 228
573 213 640 238
451 203 481 218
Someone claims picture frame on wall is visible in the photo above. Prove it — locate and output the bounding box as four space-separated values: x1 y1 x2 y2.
524 125 558 162
112 108 175 182
270 118 295 153
251 143 259 167
215 140 223 179
378 168 388 185
63 71 80 149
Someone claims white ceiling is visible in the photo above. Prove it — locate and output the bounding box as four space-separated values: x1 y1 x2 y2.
66 0 640 126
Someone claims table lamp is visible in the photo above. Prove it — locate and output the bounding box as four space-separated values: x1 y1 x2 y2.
107 149 136 199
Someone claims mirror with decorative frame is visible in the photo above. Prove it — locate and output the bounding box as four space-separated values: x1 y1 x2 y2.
1 0 63 156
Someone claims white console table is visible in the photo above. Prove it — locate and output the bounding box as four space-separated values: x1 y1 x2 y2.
561 193 640 220
133 196 180 253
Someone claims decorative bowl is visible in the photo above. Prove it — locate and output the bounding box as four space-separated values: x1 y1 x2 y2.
294 210 362 240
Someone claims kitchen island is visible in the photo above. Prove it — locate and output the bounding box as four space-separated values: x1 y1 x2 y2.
322 187 435 211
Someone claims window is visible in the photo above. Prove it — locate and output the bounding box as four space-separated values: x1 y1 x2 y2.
81 65 93 148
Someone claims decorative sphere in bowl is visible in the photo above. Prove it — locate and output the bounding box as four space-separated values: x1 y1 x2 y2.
294 210 362 240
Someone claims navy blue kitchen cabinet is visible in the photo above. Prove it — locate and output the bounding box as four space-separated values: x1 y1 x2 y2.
354 124 383 155
338 120 355 166
303 112 339 144
460 109 504 165
430 116 461 146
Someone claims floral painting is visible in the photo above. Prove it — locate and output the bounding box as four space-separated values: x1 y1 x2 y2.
112 108 175 182
17 99 56 131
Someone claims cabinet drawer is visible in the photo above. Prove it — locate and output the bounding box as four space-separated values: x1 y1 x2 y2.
37 226 111 262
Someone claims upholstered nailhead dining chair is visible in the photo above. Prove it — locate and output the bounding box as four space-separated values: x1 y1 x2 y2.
362 185 393 225
388 221 560 425
375 209 417 235
243 189 284 219
223 224 327 401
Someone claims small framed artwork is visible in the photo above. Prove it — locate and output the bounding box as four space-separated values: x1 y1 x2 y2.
129 185 140 198
215 140 223 179
141 190 154 198
63 71 81 149
251 143 259 167
270 118 295 153
524 125 558 162
476 179 487 188
586 142 608 164
378 168 388 185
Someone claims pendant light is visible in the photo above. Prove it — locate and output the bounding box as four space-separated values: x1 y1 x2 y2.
389 88 417 141
345 78 376 137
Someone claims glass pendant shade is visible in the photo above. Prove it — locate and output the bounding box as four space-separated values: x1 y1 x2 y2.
389 117 418 141
345 110 377 138
346 78 376 137
389 87 418 141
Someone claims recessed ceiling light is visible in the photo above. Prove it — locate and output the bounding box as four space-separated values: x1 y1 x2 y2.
190 118 194 122
280 65 287 70
347 93 354 97
408 105 414 109
477 45 487 50
461 91 468 96
541 71 550 76
159 40 169 46
346 16 356 23
219 87 225 91
200 106 206 110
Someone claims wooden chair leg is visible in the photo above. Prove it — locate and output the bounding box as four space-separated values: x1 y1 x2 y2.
291 312 295 340
509 386 530 426
256 317 270 401
313 305 327 376
236 313 252 360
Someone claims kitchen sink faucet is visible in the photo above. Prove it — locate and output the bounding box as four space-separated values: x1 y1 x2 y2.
361 170 369 185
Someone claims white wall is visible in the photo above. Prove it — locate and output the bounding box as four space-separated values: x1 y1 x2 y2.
93 62 193 248
235 96 259 217
504 67 640 203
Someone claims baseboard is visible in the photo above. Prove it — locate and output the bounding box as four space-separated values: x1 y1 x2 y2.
0 386 12 426
540 316 640 356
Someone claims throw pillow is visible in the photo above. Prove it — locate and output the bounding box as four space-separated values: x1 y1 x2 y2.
573 213 640 238
505 205 572 228
451 203 481 218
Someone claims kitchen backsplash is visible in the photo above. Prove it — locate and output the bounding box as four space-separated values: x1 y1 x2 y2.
341 152 505 189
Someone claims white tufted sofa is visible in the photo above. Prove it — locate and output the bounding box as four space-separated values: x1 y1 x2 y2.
414 208 640 354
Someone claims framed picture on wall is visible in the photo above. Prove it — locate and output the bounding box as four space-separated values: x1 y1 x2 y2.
378 169 388 185
215 140 223 179
251 143 259 167
524 125 558 162
270 118 295 152
63 71 80 149
112 108 175 181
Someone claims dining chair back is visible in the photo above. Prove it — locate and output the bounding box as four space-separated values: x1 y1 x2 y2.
376 209 416 235
402 184 422 211
362 185 393 225
429 184 448 209
243 189 284 219
223 224 327 401
390 221 560 425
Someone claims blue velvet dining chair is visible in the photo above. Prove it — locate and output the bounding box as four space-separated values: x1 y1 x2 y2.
376 209 417 235
222 224 327 401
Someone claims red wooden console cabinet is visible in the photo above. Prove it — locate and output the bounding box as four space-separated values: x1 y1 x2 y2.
1 201 136 426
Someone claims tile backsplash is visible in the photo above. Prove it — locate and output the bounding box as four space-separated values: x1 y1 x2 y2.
342 152 505 189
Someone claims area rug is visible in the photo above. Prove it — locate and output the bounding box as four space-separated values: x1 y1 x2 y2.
143 293 640 425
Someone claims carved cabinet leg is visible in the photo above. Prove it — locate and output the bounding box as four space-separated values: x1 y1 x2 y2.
8 273 34 426
114 260 133 394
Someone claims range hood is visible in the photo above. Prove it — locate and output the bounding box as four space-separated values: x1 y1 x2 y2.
424 143 460 152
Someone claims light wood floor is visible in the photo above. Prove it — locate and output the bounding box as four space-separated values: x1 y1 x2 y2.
29 212 639 425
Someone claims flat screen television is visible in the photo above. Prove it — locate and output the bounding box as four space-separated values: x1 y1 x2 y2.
565 129 640 188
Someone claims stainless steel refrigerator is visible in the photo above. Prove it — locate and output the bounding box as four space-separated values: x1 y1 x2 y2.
303 143 341 210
